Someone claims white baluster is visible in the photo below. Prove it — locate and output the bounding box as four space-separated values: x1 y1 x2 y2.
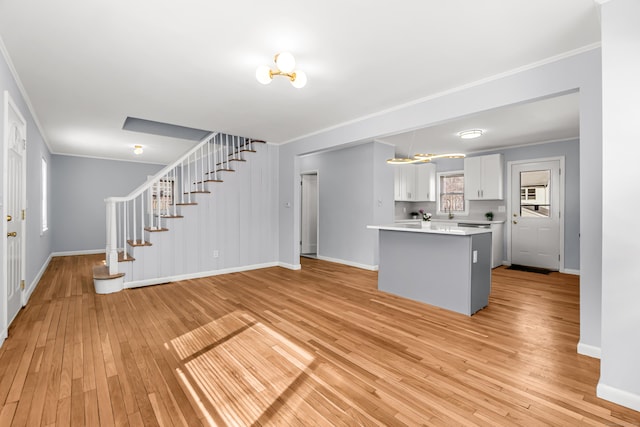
140 192 144 244
131 197 136 254
105 199 118 274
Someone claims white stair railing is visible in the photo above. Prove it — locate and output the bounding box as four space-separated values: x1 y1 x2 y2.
104 131 251 275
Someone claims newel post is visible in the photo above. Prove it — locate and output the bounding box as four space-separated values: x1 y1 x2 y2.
105 198 119 275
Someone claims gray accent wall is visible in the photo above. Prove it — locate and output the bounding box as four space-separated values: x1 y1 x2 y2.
51 155 163 252
0 44 52 332
298 141 394 268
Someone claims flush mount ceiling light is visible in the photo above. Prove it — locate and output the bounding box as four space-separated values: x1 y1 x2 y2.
256 52 307 88
458 129 483 139
133 145 143 155
386 153 466 164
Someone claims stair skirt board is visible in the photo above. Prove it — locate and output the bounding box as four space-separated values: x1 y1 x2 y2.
123 261 280 289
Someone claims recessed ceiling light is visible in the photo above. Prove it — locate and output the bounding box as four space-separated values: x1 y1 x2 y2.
458 129 483 139
133 145 143 155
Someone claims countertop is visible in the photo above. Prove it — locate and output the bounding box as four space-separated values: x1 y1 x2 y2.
395 218 505 225
367 222 492 236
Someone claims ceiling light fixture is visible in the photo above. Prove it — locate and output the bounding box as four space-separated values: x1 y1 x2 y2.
386 153 465 164
133 145 143 155
256 52 307 88
458 129 483 139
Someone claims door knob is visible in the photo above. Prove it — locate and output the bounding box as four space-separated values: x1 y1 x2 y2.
6 215 11 222
7 231 17 237
513 220 518 224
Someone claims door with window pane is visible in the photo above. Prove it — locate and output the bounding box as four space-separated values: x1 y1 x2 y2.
511 160 560 270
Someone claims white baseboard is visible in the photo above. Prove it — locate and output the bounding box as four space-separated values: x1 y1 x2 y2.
577 342 601 359
51 249 104 257
278 262 301 270
23 253 53 306
597 382 640 412
316 255 378 271
0 328 7 348
125 262 281 289
561 268 580 275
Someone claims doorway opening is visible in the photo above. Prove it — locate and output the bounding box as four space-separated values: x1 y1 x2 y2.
300 172 318 259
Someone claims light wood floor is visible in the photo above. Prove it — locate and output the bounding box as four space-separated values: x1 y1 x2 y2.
1 255 639 426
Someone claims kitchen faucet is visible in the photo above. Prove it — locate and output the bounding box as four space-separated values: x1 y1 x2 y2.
446 199 454 219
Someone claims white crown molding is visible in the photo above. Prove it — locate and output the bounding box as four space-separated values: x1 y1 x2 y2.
281 43 601 146
0 35 52 153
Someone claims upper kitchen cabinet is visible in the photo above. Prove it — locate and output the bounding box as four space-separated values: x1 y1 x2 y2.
394 163 436 201
464 154 504 200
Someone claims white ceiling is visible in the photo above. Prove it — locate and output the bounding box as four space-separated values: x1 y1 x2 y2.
0 1 599 164
379 91 580 158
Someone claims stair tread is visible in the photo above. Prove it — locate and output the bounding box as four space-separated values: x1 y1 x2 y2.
183 190 211 194
229 158 247 162
161 215 184 219
175 202 198 206
204 179 224 183
144 227 169 232
118 251 135 262
93 265 125 280
240 149 257 153
128 239 152 247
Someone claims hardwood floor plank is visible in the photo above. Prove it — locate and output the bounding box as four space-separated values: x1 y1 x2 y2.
0 254 639 426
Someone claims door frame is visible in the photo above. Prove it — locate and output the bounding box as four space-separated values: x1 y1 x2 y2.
506 156 565 271
300 170 319 257
2 91 28 330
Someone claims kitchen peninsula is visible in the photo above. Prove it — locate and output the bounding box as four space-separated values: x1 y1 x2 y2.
367 223 492 316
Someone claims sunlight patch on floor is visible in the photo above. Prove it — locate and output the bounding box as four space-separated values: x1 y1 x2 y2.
169 311 314 426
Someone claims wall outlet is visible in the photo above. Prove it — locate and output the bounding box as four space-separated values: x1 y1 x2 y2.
213 250 219 258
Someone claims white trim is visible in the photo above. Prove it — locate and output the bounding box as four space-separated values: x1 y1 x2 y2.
23 254 53 305
0 328 7 348
561 268 580 275
124 262 281 288
597 383 640 412
94 276 124 294
0 35 52 152
278 262 301 270
316 255 379 271
577 342 601 359
506 156 566 271
52 249 104 257
279 44 601 146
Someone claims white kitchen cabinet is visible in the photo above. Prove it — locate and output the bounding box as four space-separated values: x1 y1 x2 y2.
464 154 504 200
394 164 436 201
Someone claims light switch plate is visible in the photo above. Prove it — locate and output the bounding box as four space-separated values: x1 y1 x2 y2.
472 250 478 263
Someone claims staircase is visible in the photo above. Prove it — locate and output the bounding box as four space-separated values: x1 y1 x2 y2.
93 133 268 294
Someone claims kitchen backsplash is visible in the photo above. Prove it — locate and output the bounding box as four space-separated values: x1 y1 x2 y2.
395 200 507 222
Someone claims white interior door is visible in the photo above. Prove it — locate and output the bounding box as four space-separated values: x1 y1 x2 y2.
511 160 560 270
4 93 27 325
301 174 318 255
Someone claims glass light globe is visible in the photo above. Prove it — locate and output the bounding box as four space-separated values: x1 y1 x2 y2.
255 65 272 85
291 70 307 89
275 52 295 73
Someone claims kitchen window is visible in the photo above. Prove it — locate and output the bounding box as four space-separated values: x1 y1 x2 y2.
437 171 468 215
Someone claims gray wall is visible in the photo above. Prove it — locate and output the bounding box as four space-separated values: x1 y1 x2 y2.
51 155 163 252
0 45 53 334
298 142 394 267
